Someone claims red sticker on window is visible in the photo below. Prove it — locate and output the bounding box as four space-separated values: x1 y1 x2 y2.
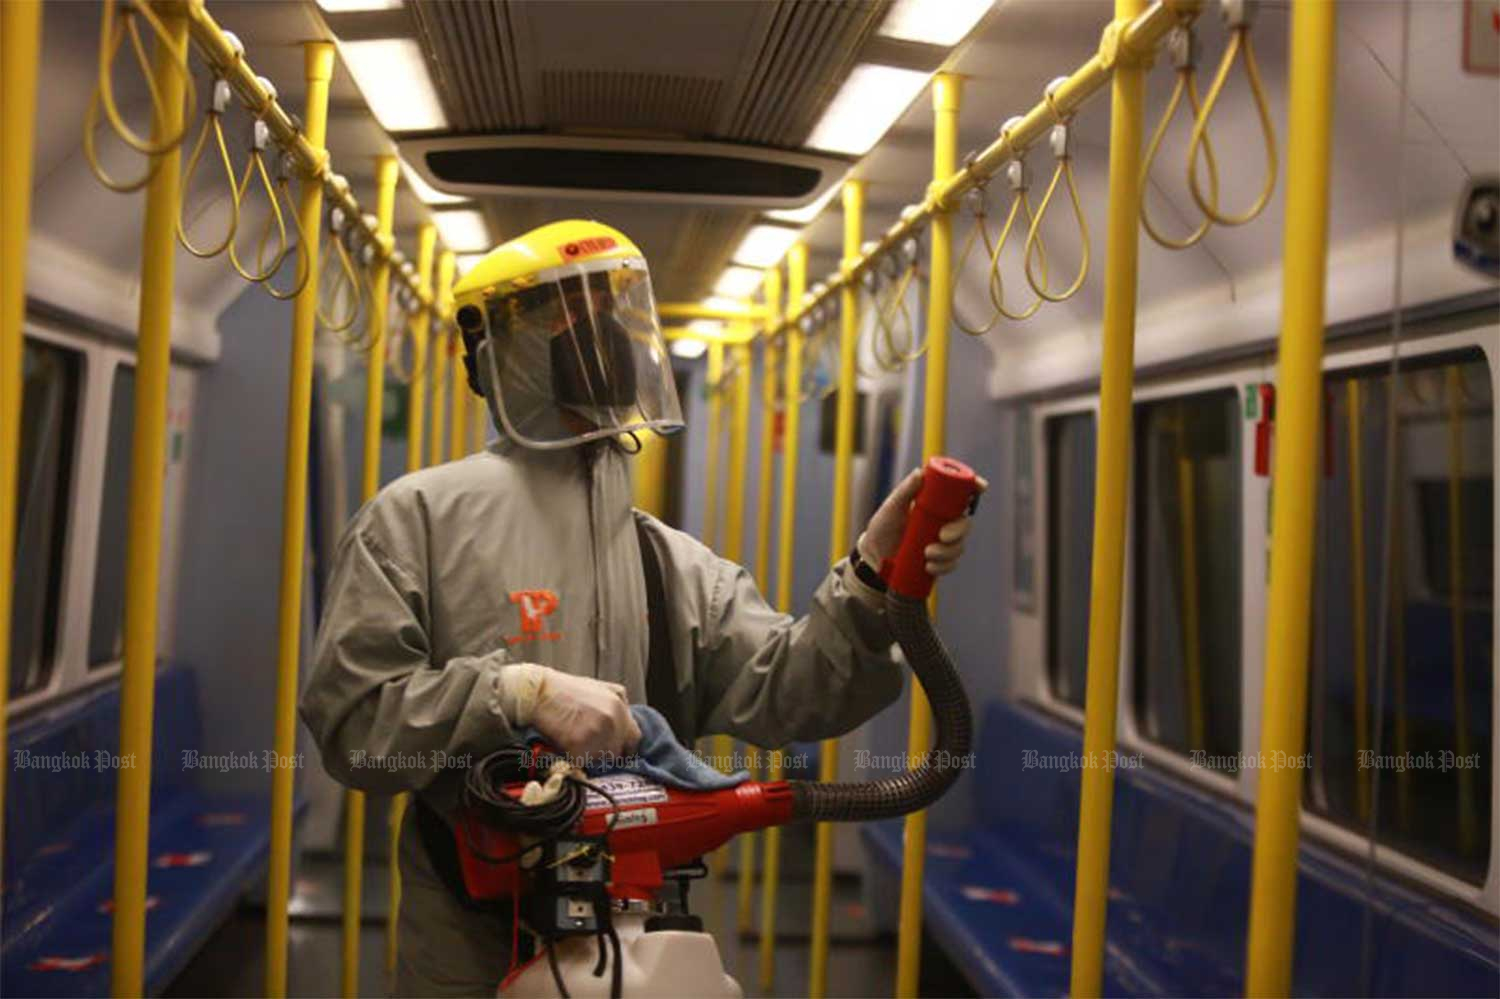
153 850 212 868
1009 937 1066 956
928 842 972 859
30 954 107 972
961 885 1019 904
558 236 618 260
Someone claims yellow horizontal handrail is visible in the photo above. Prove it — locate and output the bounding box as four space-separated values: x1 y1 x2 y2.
774 0 1195 336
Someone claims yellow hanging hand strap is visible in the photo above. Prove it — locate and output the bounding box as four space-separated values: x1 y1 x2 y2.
1024 81 1091 304
1141 24 1221 250
1187 0 1277 228
84 0 197 192
176 78 243 259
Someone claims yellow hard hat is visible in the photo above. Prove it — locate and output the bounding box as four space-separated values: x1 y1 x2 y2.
453 219 644 307
452 219 683 450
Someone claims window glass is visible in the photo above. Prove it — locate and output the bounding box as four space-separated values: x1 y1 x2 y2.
10 340 81 699
1047 411 1095 707
1133 390 1242 764
1307 348 1493 883
89 365 134 667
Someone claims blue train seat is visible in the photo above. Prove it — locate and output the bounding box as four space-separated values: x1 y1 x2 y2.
862 699 1499 997
2 668 304 997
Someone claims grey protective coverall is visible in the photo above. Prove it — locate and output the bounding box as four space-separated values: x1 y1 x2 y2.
299 438 903 995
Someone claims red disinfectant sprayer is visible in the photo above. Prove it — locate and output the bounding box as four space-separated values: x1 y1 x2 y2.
452 457 981 998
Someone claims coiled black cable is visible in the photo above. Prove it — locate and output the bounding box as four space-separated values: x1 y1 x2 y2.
460 746 620 865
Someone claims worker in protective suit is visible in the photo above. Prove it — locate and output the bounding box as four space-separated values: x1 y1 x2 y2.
299 220 982 996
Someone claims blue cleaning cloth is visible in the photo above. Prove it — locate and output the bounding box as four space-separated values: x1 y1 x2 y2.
527 705 748 791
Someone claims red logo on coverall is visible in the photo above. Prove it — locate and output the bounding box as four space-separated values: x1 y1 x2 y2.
507 590 561 644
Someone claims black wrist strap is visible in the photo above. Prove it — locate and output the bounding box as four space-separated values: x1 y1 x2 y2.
849 545 888 593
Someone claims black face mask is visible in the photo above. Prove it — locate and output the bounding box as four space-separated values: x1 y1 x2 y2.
549 312 638 408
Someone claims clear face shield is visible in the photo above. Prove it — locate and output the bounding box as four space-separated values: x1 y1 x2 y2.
460 258 684 450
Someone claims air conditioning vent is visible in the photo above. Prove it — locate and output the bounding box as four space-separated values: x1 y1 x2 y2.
402 135 847 208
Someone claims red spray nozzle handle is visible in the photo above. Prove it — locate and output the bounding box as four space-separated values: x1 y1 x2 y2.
880 456 981 600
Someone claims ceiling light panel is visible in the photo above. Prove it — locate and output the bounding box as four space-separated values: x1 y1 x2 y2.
713 266 765 298
732 225 801 268
670 338 709 360
338 38 449 133
700 296 745 313
878 0 994 47
431 209 491 252
317 0 403 11
455 252 487 275
804 63 932 156
400 156 468 206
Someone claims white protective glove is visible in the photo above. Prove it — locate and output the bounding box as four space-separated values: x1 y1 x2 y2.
495 663 642 762
856 467 989 580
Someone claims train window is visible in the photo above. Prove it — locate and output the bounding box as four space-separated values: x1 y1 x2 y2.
88 365 135 668
10 339 81 699
1047 411 1095 708
1132 390 1241 764
1307 349 1493 884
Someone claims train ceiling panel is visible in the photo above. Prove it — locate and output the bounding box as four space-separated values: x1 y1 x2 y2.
20 0 1495 360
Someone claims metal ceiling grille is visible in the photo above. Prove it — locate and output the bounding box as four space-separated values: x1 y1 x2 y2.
719 0 892 147
409 0 532 131
539 70 724 137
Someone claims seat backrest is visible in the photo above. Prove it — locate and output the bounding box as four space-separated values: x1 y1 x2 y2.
3 667 202 879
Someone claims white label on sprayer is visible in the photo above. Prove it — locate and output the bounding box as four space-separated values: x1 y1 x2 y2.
606 807 659 830
584 773 669 810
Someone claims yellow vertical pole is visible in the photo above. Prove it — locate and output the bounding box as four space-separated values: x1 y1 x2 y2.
264 41 337 999
737 271 782 936
109 9 190 995
754 271 783 591
1176 410 1205 751
894 74 961 999
429 252 455 467
385 229 437 983
1346 381 1370 821
809 177 864 999
1065 2 1148 990
448 294 468 461
632 431 668 517
406 225 437 473
761 244 806 992
343 153 398 999
714 330 752 861
1244 3 1337 994
704 340 724 550
360 157 399 500
1445 366 1476 852
0 0 43 867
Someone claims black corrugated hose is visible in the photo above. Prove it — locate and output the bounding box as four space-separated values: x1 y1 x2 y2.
787 591 973 822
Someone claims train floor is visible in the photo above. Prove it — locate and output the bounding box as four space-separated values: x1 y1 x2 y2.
164 822 975 997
